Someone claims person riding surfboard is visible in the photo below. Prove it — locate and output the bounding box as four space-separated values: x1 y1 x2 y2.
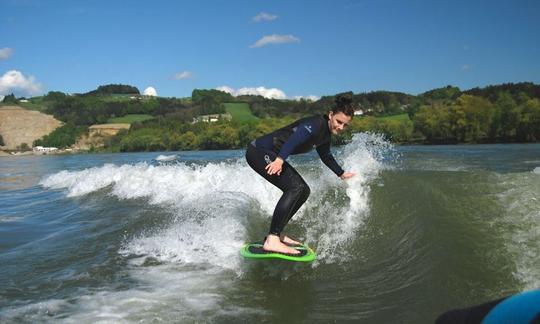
245 93 356 256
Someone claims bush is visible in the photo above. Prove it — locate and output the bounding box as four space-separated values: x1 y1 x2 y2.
34 124 87 148
18 143 30 151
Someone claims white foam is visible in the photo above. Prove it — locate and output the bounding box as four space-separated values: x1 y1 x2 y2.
0 299 68 322
155 154 177 162
40 132 394 269
119 193 247 272
40 160 282 212
0 265 264 323
304 132 395 263
533 166 540 174
0 215 23 222
497 172 540 290
25 133 396 321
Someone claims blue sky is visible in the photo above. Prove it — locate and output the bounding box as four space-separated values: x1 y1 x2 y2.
1 0 539 99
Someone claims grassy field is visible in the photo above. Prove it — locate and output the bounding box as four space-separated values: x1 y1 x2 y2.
107 114 155 124
224 103 258 122
0 96 47 112
374 113 410 121
100 94 141 102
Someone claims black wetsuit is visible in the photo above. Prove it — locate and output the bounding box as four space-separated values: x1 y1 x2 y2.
245 114 345 236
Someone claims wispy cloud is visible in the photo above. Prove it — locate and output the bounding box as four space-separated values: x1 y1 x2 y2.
461 64 471 71
0 47 13 60
249 34 300 48
173 71 193 80
253 12 278 22
0 70 43 96
217 86 287 99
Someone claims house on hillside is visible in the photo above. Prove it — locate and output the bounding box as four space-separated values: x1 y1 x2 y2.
33 146 58 154
192 113 232 123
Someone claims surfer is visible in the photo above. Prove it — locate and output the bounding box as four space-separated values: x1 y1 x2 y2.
245 93 356 255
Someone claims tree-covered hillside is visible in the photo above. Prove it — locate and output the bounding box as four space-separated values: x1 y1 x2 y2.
20 82 540 150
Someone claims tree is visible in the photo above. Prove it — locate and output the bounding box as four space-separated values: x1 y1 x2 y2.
191 89 234 106
84 84 140 96
18 143 30 151
2 93 18 104
495 92 519 140
44 91 67 102
413 104 454 143
34 123 87 148
450 95 495 142
516 98 540 142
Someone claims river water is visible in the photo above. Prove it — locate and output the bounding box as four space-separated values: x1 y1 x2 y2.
1 134 539 323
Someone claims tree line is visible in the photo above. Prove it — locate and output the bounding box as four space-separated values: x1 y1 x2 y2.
21 82 540 150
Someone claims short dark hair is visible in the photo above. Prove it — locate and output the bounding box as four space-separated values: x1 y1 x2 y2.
332 92 355 117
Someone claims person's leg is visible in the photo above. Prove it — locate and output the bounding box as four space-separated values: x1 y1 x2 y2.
270 167 310 246
280 167 310 229
245 145 308 253
269 165 310 237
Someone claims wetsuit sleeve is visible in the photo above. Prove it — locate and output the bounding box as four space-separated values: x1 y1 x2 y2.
277 120 319 160
316 142 345 177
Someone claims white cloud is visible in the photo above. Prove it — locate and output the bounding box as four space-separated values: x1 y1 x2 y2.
461 64 471 71
143 86 157 96
249 34 300 48
217 86 319 101
0 47 13 60
0 70 43 96
253 12 278 22
237 87 287 99
216 86 287 100
173 71 193 80
216 86 235 95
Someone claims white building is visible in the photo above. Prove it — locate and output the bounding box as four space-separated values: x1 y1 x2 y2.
33 146 58 154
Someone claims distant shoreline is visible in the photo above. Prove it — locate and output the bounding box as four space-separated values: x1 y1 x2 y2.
3 142 539 158
0 148 80 157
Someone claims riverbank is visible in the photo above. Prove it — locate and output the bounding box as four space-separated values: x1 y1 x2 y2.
0 148 79 157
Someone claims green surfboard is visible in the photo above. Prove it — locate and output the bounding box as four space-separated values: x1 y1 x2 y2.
240 242 317 262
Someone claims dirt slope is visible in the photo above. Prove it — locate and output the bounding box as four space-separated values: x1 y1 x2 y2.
0 106 62 150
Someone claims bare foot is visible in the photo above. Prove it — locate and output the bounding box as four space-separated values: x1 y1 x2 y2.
280 235 302 246
264 235 300 255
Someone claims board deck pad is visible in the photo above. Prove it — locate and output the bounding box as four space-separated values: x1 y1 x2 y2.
240 242 316 262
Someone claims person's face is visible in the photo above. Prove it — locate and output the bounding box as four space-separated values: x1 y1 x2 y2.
328 111 352 134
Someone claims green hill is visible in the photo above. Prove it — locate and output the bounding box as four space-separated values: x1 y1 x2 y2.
224 103 258 122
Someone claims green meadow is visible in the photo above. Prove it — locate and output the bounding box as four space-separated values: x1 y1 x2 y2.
224 103 258 122
107 114 155 124
373 113 410 122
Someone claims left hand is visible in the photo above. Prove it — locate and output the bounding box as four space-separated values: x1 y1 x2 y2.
340 172 356 180
265 157 284 176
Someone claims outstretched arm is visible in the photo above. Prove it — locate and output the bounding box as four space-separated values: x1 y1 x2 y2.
316 142 355 179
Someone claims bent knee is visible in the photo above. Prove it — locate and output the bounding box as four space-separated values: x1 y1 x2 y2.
291 182 310 201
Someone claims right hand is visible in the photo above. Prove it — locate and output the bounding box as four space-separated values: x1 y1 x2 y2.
265 157 284 176
340 172 356 180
